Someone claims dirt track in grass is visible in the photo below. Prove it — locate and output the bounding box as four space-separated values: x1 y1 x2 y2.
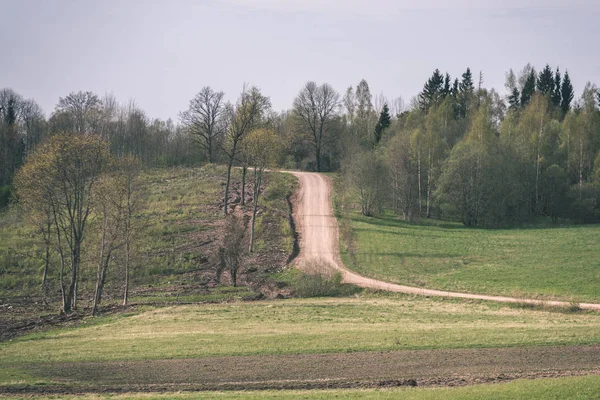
288 171 600 311
2 345 598 394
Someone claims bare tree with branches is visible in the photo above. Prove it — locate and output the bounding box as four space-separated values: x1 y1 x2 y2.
292 82 340 172
180 87 227 163
54 91 103 134
222 86 271 216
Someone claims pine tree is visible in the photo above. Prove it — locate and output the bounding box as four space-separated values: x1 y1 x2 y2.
460 67 474 93
552 67 562 107
456 67 474 118
374 104 392 145
451 78 460 119
520 69 536 107
536 64 555 96
508 87 520 109
418 69 444 113
442 73 451 98
561 70 574 115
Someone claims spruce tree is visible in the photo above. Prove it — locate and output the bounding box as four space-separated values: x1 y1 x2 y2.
456 67 474 118
442 73 451 98
418 69 444 113
374 103 391 145
508 87 520 109
520 69 536 107
561 70 574 115
536 64 555 96
459 67 474 93
552 67 562 107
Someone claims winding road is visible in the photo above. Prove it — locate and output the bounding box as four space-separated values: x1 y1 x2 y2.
289 171 600 311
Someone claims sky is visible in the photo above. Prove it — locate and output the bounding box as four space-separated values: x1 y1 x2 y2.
2 0 600 121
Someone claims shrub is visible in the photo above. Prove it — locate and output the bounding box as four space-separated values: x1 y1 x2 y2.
293 259 358 297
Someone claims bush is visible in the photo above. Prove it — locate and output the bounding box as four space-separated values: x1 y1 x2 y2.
0 185 11 209
293 259 358 297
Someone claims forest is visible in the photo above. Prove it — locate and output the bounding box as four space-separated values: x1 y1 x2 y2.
1 62 599 229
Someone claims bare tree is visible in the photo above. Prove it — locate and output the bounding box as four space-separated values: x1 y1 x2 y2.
180 87 226 163
54 91 103 134
222 86 271 216
292 82 340 172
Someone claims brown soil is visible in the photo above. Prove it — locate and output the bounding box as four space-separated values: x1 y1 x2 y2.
5 345 600 394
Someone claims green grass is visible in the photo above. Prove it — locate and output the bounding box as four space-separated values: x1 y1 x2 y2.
2 375 600 399
0 165 296 308
338 211 600 303
2 295 600 369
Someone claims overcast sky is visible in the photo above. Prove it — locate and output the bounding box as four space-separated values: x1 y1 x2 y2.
2 0 600 120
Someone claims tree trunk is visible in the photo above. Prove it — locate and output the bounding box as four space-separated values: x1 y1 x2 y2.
123 239 130 306
426 148 432 218
93 217 107 316
224 161 233 216
249 172 261 252
241 166 247 206
417 150 422 216
316 144 321 172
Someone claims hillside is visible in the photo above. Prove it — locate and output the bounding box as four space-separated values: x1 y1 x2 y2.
0 165 297 337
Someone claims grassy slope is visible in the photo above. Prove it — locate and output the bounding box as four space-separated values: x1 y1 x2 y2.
0 165 296 305
2 295 599 371
333 175 600 302
3 376 600 399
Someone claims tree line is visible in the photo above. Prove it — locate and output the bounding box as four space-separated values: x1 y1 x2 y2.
4 61 600 224
343 64 599 226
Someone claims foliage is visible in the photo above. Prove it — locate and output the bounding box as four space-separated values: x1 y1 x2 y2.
345 150 388 217
14 133 111 313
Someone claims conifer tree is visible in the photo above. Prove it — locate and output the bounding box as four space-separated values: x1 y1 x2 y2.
418 69 444 113
552 67 562 107
442 73 451 98
508 87 520 109
520 69 536 107
374 103 391 145
460 67 474 93
536 64 555 96
456 67 474 118
561 70 574 115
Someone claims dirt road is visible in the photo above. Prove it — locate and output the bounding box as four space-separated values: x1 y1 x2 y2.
289 171 600 311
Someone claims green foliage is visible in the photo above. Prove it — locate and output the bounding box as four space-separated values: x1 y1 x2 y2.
561 70 574 115
0 185 10 208
418 69 445 112
373 103 391 144
345 150 388 217
536 64 555 96
436 140 527 227
520 68 536 107
552 67 562 108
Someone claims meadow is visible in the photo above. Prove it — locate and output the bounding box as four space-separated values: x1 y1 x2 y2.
338 211 600 303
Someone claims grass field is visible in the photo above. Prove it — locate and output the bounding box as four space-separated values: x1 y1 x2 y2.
2 295 600 386
3 375 600 399
337 210 600 303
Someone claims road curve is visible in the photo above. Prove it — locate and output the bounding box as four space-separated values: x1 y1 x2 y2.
287 170 600 311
